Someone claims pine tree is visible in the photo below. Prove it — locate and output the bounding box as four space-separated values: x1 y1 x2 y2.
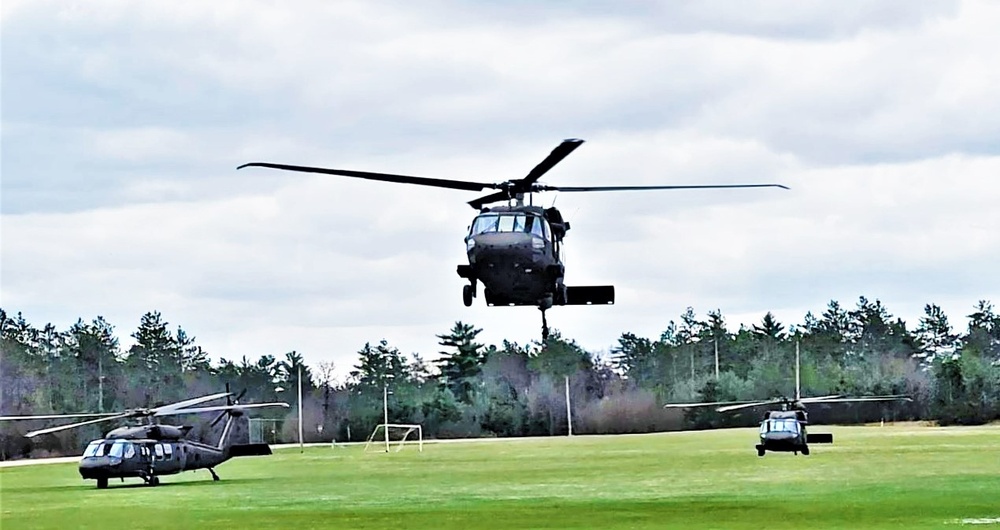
435 322 484 402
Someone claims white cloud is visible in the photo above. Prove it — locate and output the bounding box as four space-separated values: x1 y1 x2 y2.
2 0 998 376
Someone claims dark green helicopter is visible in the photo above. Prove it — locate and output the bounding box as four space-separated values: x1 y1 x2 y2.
4 391 288 488
666 344 910 456
239 139 787 339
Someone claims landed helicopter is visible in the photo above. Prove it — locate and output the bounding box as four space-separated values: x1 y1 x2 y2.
238 139 787 339
1 391 288 488
665 343 911 456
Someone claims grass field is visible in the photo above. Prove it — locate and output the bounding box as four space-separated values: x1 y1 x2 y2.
2 424 999 529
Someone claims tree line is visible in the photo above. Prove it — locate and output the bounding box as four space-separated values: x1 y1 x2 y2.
1 297 998 459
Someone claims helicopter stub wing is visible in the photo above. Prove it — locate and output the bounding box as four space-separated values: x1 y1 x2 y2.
806 433 833 444
563 285 614 305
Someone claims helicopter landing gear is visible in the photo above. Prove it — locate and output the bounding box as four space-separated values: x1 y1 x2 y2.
209 468 220 481
540 308 550 342
145 475 160 487
463 283 475 307
96 478 108 489
756 446 765 457
801 445 810 456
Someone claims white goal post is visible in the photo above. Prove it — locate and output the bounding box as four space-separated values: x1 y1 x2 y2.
363 423 423 453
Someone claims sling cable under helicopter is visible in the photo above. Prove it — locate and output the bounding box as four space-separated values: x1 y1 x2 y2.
239 139 788 340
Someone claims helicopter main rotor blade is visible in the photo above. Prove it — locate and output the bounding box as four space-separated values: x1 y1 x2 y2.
801 396 912 404
663 400 758 409
519 139 585 186
538 183 790 192
151 392 232 416
1 412 122 421
716 400 781 413
797 395 841 403
238 162 496 192
156 402 290 416
25 413 132 438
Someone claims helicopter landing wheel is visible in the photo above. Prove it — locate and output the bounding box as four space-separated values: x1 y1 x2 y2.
802 446 810 456
148 475 160 487
96 478 108 489
757 447 765 457
463 284 474 307
209 468 220 481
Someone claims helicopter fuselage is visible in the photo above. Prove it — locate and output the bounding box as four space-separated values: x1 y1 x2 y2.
755 409 833 456
77 418 272 488
457 205 613 311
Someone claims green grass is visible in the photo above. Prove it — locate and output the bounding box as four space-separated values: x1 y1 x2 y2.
2 424 999 529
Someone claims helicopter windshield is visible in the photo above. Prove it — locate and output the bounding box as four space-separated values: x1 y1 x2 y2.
470 213 549 240
109 441 129 458
762 419 800 434
83 441 103 457
83 440 129 458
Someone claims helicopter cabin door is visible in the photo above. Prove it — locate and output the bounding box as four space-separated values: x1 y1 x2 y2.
150 442 182 475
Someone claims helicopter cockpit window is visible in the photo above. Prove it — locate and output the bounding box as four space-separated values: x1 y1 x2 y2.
765 419 799 433
524 215 549 240
90 441 116 457
497 215 521 232
471 214 500 235
470 213 549 240
109 441 128 458
83 441 103 457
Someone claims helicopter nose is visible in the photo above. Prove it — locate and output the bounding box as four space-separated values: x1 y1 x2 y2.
766 432 795 442
79 456 119 478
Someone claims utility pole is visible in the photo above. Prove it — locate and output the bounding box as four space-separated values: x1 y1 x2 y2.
690 345 695 380
98 354 104 413
714 338 719 380
564 375 573 436
298 365 304 452
383 383 390 452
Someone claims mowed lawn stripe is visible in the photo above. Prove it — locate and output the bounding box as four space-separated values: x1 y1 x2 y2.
2 424 998 529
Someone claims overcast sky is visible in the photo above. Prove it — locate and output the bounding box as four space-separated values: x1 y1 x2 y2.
3 0 998 378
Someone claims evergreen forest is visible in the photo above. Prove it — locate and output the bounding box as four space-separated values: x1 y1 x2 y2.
2 297 998 460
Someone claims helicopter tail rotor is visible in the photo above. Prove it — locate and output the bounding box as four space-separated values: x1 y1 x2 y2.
210 387 249 427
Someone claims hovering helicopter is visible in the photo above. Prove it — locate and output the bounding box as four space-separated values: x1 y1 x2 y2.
1 391 288 488
665 343 910 456
238 139 788 339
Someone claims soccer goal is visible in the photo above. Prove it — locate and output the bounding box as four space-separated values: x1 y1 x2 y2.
363 423 423 453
